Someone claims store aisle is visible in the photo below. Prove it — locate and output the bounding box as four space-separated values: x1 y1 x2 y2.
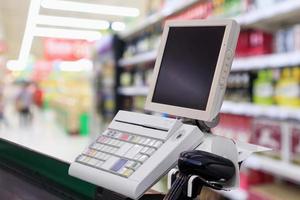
0 106 90 163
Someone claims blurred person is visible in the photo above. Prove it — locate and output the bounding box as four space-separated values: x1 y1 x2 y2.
16 83 33 126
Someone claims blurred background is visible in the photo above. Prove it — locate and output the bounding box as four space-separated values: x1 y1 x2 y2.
0 0 300 199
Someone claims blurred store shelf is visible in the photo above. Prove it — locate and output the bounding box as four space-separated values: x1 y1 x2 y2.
121 0 300 40
232 51 300 71
119 50 300 70
221 101 300 121
244 154 300 184
120 0 200 40
118 86 149 96
235 0 300 29
119 50 157 67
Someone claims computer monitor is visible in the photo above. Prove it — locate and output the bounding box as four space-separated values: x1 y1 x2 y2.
145 19 240 122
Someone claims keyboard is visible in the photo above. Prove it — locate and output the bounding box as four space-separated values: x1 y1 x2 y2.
76 129 164 178
69 110 204 199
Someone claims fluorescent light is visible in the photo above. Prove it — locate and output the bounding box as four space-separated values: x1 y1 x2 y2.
59 59 93 72
6 60 26 71
41 0 140 17
111 22 126 32
34 27 102 41
36 15 110 30
18 0 41 66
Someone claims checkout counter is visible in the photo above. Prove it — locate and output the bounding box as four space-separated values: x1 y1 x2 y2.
0 136 164 200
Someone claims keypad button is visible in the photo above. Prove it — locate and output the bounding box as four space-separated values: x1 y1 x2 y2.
123 169 134 177
88 158 99 165
77 155 86 162
148 139 156 146
133 153 142 161
145 148 155 156
103 154 111 160
125 145 143 159
125 160 135 168
120 133 130 141
115 143 134 157
82 156 90 162
101 156 119 170
139 137 146 144
110 159 128 172
111 139 119 146
153 141 163 148
96 161 104 167
118 167 127 174
131 162 141 170
138 155 148 163
142 138 151 145
97 136 108 143
128 135 136 142
140 147 149 154
132 136 141 143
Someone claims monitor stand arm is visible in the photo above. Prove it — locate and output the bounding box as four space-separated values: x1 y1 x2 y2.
183 114 220 133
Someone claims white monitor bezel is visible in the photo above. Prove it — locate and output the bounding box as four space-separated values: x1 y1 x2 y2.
145 19 238 121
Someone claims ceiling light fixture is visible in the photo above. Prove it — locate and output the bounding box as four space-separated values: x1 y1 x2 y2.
41 0 140 17
34 27 102 41
111 21 126 32
6 60 25 71
36 15 110 30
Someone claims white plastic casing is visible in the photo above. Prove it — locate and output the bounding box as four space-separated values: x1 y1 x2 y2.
69 111 204 199
145 19 240 122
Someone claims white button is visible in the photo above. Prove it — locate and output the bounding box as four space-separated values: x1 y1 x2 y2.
153 141 163 148
125 145 143 159
125 160 135 168
140 147 149 154
226 49 233 59
148 139 156 146
101 156 119 170
143 138 151 145
115 143 134 156
145 148 156 156
138 155 149 163
219 78 226 87
133 153 142 160
131 162 141 170
96 161 104 167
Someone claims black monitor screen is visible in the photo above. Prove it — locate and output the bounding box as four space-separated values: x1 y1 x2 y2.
152 26 225 110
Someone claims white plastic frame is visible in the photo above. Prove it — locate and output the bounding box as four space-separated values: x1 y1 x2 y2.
145 19 240 122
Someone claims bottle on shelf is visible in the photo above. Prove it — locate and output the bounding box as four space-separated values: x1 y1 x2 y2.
253 70 274 105
274 68 300 107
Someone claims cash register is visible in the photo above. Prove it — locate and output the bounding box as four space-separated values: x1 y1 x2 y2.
69 19 264 200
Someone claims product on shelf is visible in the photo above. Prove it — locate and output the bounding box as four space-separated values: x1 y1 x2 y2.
275 24 300 53
236 30 273 57
212 114 252 142
290 123 300 165
133 96 147 112
253 70 274 105
274 67 300 107
120 72 132 87
240 169 274 191
225 72 251 102
250 118 282 158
